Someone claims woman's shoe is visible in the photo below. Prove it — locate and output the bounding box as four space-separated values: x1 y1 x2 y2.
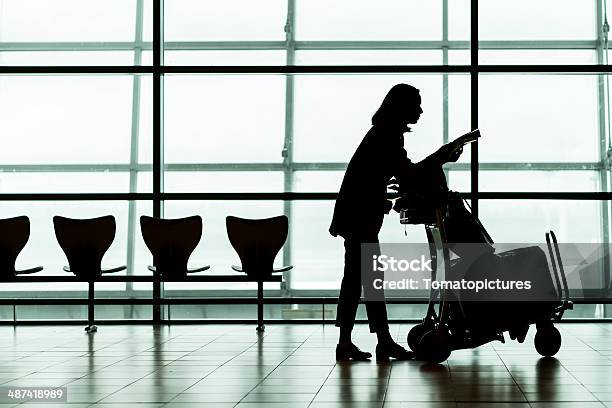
335 343 372 361
375 342 415 362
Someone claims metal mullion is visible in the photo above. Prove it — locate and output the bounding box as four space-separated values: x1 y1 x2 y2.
442 0 450 183
165 163 285 171
161 65 471 74
0 40 601 52
291 162 606 171
0 193 153 201
152 0 164 323
3 191 612 201
161 65 612 74
470 0 478 215
0 66 152 74
597 0 611 311
294 40 598 51
478 64 612 73
164 41 286 51
475 40 598 50
126 0 145 299
0 42 142 51
0 161 604 172
6 65 612 75
153 1 164 219
157 192 612 200
0 164 147 172
295 40 464 50
282 0 296 296
474 192 612 200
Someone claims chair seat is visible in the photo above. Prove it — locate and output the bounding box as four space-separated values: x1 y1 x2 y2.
147 265 211 274
231 265 293 274
63 265 126 275
15 266 43 275
102 266 127 274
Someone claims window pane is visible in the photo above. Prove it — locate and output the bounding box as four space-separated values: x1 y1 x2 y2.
0 75 150 165
479 200 602 242
294 50 442 66
448 75 472 163
164 50 285 66
295 0 442 40
142 0 153 42
0 51 135 66
478 74 600 162
0 171 152 194
292 171 344 192
0 0 138 41
446 169 470 192
448 0 470 40
291 201 342 290
164 171 283 193
164 74 286 164
143 0 153 42
479 0 597 40
448 50 471 65
0 173 129 193
293 74 469 163
479 50 598 65
164 0 287 41
138 76 153 164
450 170 602 192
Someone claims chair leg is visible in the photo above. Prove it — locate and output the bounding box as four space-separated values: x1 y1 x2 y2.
256 280 264 332
85 281 97 333
153 276 161 324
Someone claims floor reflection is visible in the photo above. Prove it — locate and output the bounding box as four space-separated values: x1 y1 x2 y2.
0 323 607 407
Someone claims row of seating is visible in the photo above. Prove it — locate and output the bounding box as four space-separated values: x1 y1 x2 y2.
0 215 292 333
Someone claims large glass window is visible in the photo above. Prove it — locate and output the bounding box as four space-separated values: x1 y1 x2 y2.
1 1 611 319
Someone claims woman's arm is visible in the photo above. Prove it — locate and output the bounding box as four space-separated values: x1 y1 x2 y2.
421 143 463 167
391 141 457 196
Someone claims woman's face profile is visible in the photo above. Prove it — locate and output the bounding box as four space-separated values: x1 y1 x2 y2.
405 94 423 125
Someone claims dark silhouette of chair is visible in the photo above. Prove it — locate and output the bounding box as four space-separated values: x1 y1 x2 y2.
140 215 210 278
53 215 126 333
226 215 293 331
0 216 43 278
140 215 211 320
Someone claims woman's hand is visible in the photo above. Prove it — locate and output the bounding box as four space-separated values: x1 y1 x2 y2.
434 142 464 164
387 178 401 200
387 177 400 192
448 145 463 162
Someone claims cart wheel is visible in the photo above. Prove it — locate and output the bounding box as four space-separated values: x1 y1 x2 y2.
534 326 561 357
418 327 451 364
407 323 429 352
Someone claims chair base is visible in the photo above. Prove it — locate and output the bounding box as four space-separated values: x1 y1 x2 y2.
256 324 265 332
85 325 97 333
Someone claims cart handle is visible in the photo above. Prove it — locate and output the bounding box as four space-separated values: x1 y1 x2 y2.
546 232 568 302
549 231 570 301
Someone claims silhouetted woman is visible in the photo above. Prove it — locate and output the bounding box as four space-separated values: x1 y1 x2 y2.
330 84 463 361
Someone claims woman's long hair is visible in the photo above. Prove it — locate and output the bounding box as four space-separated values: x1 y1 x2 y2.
371 83 420 129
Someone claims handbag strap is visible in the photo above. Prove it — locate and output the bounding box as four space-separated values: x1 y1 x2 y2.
461 197 494 244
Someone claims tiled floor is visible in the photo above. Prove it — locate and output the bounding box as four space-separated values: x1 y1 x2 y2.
0 323 609 407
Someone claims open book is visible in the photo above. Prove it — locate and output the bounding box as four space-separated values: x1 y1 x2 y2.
451 129 481 148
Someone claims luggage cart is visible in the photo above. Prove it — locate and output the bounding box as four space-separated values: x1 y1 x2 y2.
399 205 573 364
